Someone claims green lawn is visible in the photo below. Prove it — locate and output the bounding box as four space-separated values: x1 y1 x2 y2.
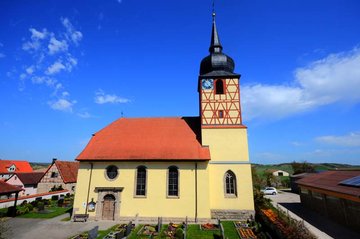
222 221 240 239
186 224 221 239
18 206 71 219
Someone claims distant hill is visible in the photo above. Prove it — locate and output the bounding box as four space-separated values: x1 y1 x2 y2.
30 162 50 171
253 162 360 176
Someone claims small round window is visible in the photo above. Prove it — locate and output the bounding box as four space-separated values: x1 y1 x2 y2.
106 165 118 180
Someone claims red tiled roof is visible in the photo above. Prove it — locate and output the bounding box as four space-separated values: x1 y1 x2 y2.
55 161 79 183
11 172 44 185
77 117 210 161
0 181 22 194
0 160 33 173
297 170 360 198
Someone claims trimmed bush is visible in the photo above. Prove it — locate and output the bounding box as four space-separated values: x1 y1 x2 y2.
37 202 45 211
51 195 59 201
25 203 34 212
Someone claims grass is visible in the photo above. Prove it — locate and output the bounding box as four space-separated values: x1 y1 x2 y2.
186 224 221 239
222 221 240 239
126 224 143 239
96 224 120 239
77 222 239 239
18 206 71 219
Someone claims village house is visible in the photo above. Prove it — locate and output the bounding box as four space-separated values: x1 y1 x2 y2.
6 172 44 197
266 169 290 177
73 13 255 222
37 159 79 194
0 160 33 180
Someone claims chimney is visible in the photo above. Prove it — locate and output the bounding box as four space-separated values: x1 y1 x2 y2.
52 158 57 164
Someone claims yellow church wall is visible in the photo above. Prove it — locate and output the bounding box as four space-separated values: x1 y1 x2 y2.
73 161 211 220
201 128 250 162
208 164 254 211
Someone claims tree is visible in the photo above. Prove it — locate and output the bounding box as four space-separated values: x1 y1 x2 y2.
291 161 315 175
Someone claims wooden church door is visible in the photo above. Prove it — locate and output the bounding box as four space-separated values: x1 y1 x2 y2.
102 194 115 220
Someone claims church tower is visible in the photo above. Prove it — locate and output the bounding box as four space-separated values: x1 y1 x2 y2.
199 12 255 219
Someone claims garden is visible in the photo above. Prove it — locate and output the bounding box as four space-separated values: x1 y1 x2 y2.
0 193 73 219
69 219 248 239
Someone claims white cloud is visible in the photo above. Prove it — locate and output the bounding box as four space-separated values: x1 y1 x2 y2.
62 18 83 45
77 112 91 118
46 61 66 75
316 132 360 147
22 28 48 52
48 36 68 55
29 28 48 40
242 48 360 121
31 76 57 87
94 89 130 104
48 98 76 112
26 66 35 75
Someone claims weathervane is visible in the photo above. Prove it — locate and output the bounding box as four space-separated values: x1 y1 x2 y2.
212 0 216 19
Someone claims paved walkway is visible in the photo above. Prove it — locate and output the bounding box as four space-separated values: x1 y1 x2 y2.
266 190 360 239
3 213 118 239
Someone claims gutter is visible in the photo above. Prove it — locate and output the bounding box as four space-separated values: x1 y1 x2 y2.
85 162 93 215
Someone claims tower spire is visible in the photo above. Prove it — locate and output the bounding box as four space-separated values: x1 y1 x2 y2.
209 3 223 53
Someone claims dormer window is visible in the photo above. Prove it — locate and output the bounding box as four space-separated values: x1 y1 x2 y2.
215 79 224 94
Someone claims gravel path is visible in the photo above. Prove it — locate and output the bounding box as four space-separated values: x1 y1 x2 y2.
3 213 117 239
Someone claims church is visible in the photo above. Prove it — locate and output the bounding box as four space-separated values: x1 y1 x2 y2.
73 12 254 222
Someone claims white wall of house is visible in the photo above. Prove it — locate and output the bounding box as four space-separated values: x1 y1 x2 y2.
6 175 38 196
272 170 290 177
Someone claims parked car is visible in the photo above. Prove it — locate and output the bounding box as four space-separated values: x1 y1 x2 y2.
261 187 278 195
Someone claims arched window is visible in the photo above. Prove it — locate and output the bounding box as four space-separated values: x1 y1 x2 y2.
215 79 224 94
168 166 179 197
224 170 237 196
106 165 118 180
135 166 147 196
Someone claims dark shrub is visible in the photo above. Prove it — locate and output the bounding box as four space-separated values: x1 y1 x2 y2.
37 202 45 211
58 199 64 207
51 195 59 201
175 228 184 239
25 203 34 212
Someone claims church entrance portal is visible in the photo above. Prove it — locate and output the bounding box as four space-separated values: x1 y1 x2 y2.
102 194 115 220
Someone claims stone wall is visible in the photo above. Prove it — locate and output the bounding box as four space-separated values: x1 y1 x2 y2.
211 209 254 220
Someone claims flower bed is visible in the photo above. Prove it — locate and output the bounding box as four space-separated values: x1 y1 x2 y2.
163 223 184 238
233 221 257 239
238 228 257 239
137 224 158 237
200 223 219 230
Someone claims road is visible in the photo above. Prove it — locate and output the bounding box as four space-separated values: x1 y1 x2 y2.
3 213 118 239
265 190 360 239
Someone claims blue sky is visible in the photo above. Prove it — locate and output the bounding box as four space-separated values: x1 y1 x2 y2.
1 0 360 165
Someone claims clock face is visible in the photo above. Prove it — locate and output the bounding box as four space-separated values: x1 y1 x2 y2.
202 79 214 90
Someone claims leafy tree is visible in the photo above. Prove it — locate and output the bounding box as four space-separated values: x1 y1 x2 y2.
291 161 315 175
264 171 275 187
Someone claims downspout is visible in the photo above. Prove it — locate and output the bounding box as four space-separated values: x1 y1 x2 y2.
85 162 93 215
195 162 198 222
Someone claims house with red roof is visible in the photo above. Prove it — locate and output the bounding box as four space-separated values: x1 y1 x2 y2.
0 160 33 180
6 172 44 197
73 12 254 222
297 170 360 232
37 159 79 194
